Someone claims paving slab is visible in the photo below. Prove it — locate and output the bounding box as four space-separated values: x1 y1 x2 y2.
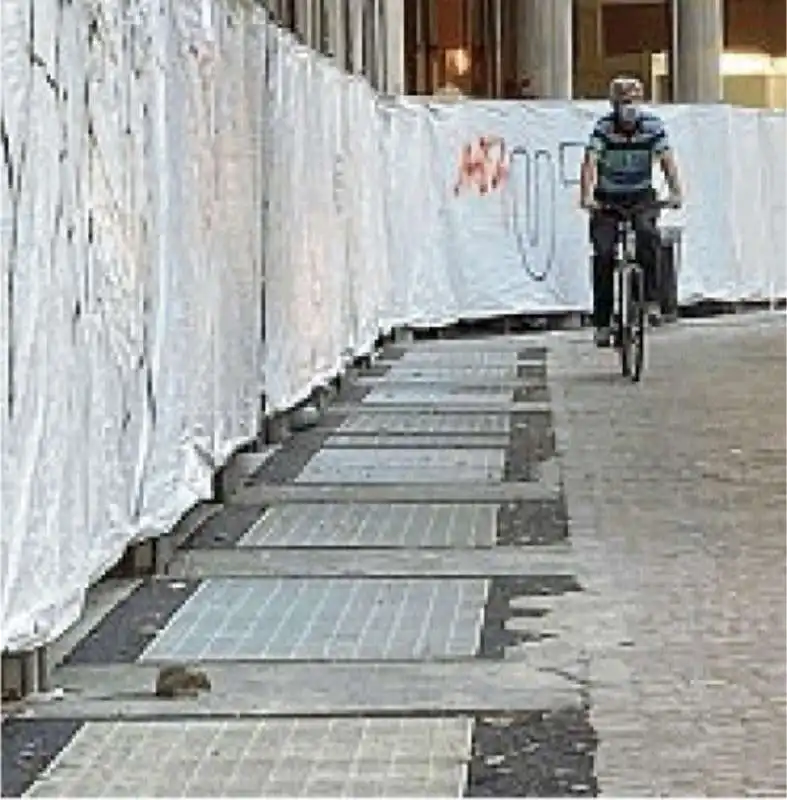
395 345 527 354
383 362 538 374
38 662 580 719
356 378 526 391
322 433 511 448
330 401 552 415
24 718 471 797
139 578 487 662
295 447 505 484
362 391 512 408
395 351 520 364
380 360 518 371
387 353 540 363
166 546 576 580
338 412 510 435
403 339 535 350
231 481 560 505
366 367 519 382
239 503 498 548
370 368 531 381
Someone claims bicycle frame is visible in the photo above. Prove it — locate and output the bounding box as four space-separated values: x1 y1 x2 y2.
605 197 672 322
613 219 641 340
615 217 638 265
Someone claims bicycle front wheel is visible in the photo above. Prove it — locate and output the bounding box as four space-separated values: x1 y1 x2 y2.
629 268 645 382
617 268 632 378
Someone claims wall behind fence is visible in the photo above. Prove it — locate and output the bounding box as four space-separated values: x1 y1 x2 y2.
2 0 785 652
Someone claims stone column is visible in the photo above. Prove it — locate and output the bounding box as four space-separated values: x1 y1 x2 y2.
672 0 724 103
550 0 573 99
384 0 405 94
373 0 385 90
313 0 323 52
516 0 536 96
574 0 604 98
293 0 310 45
327 0 347 69
350 0 365 75
517 0 573 99
364 0 378 85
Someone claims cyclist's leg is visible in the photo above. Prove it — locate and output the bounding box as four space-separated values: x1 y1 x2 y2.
634 205 662 323
590 211 617 345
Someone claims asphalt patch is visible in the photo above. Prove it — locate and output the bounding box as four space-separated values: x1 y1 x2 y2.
516 353 547 383
512 383 551 403
363 364 390 378
62 579 199 665
506 348 553 481
245 383 377 486
185 504 268 548
1 718 82 798
380 343 409 360
496 498 569 546
513 345 548 402
466 708 599 797
518 347 548 362
479 576 582 660
505 412 556 482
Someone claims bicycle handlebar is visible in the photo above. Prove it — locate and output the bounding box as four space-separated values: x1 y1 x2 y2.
597 198 674 216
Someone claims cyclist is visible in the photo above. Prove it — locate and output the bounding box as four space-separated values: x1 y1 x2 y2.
580 76 684 347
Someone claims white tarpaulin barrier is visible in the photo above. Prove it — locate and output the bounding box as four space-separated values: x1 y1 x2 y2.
1 0 266 651
390 99 786 324
1 0 785 652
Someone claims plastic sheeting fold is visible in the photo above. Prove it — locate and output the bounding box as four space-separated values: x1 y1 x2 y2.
2 0 785 651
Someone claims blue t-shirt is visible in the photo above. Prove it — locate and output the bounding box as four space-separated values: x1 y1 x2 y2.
586 111 671 195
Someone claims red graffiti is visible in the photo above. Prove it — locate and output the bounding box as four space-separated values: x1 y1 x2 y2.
453 136 509 196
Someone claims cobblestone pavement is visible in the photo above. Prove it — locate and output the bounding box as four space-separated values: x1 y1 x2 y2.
548 312 786 797
3 311 785 797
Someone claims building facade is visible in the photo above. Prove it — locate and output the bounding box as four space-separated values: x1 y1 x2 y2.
266 0 786 108
263 0 406 94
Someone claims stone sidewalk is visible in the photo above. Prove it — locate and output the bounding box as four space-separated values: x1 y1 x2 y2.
548 311 786 797
2 311 785 797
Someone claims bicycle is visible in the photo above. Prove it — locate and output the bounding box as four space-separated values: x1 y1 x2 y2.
598 198 672 383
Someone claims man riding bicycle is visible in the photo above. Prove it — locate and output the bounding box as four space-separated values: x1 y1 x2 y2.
580 76 684 347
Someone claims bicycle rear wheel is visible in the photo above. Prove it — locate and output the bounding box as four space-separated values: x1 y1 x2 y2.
629 268 645 382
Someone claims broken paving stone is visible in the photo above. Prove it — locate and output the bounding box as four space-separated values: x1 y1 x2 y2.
154 664 211 698
482 716 514 727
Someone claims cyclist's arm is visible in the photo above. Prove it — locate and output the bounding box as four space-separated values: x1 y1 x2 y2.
580 126 604 206
658 150 683 201
651 123 683 201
